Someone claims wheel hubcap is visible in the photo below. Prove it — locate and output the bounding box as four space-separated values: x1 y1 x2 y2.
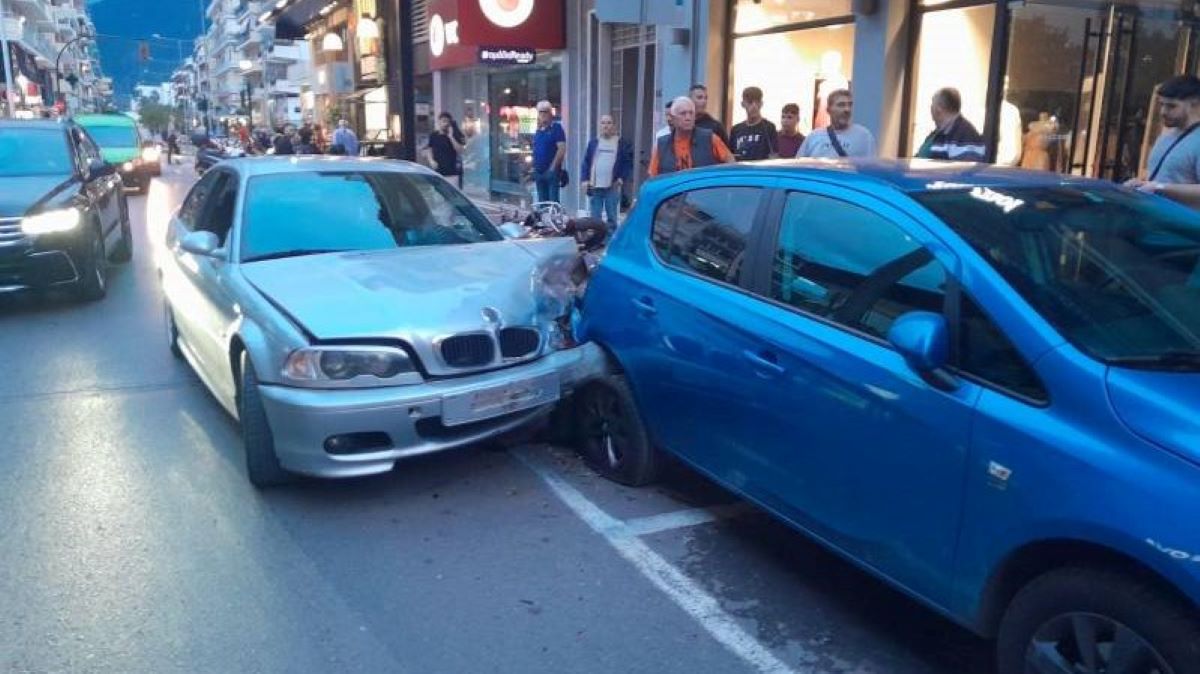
1027 612 1172 674
586 390 625 469
93 233 105 288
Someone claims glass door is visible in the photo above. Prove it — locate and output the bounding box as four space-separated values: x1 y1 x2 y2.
1003 1 1196 181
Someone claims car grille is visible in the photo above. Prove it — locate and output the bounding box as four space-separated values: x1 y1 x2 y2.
499 327 541 359
0 218 25 247
440 334 496 368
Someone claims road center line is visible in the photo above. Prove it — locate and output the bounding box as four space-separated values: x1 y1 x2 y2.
513 448 806 674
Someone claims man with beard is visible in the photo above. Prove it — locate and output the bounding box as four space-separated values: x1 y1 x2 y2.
1126 75 1200 208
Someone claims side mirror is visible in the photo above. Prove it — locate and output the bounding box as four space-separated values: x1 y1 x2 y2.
87 158 115 178
498 222 527 240
887 311 957 391
180 230 224 259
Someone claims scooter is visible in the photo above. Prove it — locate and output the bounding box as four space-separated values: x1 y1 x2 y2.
194 141 246 175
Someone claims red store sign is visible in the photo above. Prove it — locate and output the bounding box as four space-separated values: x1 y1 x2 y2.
428 0 565 71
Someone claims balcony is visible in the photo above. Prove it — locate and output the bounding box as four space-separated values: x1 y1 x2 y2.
265 42 302 63
11 0 49 22
266 78 301 96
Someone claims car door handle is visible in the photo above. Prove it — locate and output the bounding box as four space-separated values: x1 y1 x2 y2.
742 349 785 377
631 296 657 316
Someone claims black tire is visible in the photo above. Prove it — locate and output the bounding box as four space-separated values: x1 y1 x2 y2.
73 222 107 302
996 567 1200 674
574 374 660 486
110 196 133 263
237 353 292 488
164 300 183 359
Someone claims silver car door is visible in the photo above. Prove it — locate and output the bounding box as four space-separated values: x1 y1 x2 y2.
185 169 242 404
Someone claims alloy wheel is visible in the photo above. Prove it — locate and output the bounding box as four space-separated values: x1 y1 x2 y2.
92 230 107 291
1026 612 1172 674
583 387 629 469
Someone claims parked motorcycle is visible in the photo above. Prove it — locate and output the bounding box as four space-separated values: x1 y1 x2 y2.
194 141 246 176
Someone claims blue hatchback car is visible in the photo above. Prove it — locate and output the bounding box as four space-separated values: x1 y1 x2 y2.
573 160 1200 673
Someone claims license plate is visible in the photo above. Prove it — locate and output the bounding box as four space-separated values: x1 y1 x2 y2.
441 373 560 427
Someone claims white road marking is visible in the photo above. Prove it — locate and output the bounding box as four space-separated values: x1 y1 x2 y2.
513 449 806 674
619 503 754 538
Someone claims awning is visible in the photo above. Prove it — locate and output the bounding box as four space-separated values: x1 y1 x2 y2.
269 0 346 40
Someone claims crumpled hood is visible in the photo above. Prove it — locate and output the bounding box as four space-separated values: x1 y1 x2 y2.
1107 368 1200 466
0 175 73 218
241 237 578 345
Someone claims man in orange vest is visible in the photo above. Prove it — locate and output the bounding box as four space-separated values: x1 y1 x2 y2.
648 96 734 177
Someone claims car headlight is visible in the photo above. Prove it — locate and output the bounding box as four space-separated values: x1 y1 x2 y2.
122 161 135 171
282 346 418 386
20 207 80 235
141 147 161 162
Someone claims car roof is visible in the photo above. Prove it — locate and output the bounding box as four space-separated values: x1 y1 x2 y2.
74 113 138 128
0 119 70 131
655 158 1114 194
220 156 437 177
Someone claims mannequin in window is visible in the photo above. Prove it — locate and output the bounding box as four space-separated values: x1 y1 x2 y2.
1021 113 1055 171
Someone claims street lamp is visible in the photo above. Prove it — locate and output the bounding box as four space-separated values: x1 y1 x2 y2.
55 33 94 113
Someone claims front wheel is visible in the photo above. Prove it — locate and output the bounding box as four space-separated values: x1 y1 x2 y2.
110 196 133 263
238 353 292 488
574 374 660 486
73 223 107 302
996 567 1200 674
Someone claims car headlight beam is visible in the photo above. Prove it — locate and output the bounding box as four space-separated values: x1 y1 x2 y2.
282 346 417 387
20 207 81 235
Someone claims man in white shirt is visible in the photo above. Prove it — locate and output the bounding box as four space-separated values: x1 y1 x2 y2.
798 89 877 159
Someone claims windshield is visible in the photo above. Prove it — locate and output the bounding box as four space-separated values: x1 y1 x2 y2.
916 186 1200 368
241 171 503 262
0 128 73 177
83 124 138 148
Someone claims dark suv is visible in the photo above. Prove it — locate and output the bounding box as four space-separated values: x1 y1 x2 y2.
0 119 132 300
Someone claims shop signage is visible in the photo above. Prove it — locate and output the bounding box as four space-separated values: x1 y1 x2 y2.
429 0 564 71
478 47 535 65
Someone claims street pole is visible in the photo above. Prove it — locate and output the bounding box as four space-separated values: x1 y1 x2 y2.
0 0 17 119
631 0 647 195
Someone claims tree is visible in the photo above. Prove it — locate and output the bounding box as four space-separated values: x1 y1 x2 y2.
138 97 172 135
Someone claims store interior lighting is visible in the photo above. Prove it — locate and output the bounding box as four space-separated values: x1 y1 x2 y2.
322 32 344 52
357 16 380 40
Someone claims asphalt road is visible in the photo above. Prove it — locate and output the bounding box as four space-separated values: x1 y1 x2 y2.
0 162 993 674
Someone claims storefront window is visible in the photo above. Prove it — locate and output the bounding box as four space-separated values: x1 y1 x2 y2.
732 0 853 34
731 24 855 134
907 3 996 156
439 58 562 202
488 60 562 199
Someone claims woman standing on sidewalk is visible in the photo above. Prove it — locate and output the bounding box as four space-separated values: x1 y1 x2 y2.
425 112 466 188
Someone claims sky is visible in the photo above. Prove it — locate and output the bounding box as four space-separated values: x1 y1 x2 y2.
87 0 203 107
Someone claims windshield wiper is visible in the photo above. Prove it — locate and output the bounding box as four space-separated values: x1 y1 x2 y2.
1107 350 1200 371
243 248 344 262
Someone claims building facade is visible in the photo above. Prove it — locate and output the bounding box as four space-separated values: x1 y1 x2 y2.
0 0 103 117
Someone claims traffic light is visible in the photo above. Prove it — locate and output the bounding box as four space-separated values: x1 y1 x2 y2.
138 41 150 62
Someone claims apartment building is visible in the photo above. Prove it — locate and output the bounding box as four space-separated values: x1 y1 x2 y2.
0 0 104 117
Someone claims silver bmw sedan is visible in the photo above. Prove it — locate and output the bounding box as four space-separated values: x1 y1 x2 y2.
159 157 604 487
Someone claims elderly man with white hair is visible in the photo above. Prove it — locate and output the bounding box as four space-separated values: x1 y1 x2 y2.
649 96 734 177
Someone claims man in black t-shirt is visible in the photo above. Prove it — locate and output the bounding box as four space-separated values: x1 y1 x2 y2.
426 112 466 187
729 86 778 161
689 83 730 148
